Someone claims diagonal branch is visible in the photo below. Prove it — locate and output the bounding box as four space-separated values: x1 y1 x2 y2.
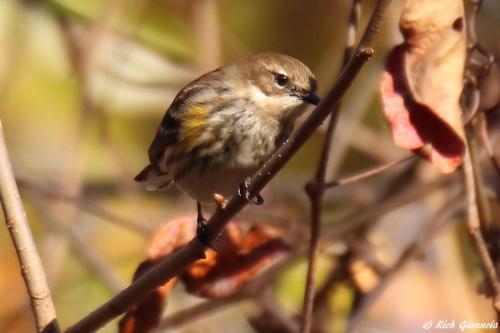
325 154 416 188
64 1 391 331
461 0 500 313
17 177 153 236
29 193 127 294
463 130 500 312
301 1 363 333
0 121 61 333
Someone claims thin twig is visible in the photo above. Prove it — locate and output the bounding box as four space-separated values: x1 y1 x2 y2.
478 109 500 185
311 160 424 329
32 0 125 292
64 1 390 330
461 0 500 313
29 193 127 294
463 131 500 312
323 173 456 239
0 121 61 333
325 154 416 188
300 1 363 332
17 177 153 235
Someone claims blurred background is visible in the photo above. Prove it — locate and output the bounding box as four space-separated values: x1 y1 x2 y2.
1 0 500 332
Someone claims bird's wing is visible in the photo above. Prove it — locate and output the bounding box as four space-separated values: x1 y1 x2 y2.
147 107 181 163
147 68 226 163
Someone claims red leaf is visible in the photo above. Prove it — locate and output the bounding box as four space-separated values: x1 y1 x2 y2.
380 0 466 173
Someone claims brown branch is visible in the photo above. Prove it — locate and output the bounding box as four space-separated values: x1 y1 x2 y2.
64 1 390 331
311 160 428 328
325 154 416 188
323 173 456 240
463 131 500 312
0 121 61 333
477 113 500 184
300 1 364 332
17 177 153 236
461 0 500 313
29 193 126 294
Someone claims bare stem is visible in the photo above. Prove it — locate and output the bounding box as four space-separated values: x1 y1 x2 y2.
325 154 416 188
17 177 153 236
30 193 126 294
300 1 363 332
299 1 390 332
463 131 500 312
323 174 456 239
0 121 60 333
461 0 500 313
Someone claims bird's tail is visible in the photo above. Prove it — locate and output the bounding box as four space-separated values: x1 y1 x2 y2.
134 164 173 191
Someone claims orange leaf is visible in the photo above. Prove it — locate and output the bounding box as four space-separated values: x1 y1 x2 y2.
380 0 466 173
183 225 289 298
118 260 177 333
120 216 289 332
147 215 197 260
119 215 197 333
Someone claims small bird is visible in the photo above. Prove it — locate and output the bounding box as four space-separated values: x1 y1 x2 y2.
135 53 319 241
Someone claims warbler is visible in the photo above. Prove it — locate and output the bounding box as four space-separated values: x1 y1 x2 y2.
135 53 319 236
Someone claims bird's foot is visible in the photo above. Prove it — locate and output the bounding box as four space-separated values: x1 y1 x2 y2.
196 213 222 253
196 215 211 251
238 178 264 205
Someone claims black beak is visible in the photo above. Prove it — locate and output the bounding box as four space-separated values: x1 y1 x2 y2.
302 92 321 105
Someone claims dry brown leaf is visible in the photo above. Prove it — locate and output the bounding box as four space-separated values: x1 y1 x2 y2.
380 0 466 173
119 216 195 333
120 216 289 332
182 225 289 298
118 260 177 333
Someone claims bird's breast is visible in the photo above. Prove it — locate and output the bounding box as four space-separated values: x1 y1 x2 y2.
196 108 283 169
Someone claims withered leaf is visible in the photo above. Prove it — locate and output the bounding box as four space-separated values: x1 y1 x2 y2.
118 260 177 333
380 0 466 173
183 225 289 299
119 215 195 333
120 216 289 332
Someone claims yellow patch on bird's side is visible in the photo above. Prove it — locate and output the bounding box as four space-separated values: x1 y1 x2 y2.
180 105 210 151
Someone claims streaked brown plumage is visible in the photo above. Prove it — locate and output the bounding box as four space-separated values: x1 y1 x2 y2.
135 53 319 237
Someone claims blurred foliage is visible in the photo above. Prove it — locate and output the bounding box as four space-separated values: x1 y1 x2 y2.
0 0 499 332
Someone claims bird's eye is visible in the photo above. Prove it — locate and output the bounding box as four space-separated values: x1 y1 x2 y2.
274 73 288 87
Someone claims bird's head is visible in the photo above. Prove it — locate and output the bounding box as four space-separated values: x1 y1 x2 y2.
231 53 320 121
